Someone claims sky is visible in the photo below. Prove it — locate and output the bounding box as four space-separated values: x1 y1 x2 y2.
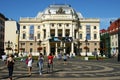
0 0 120 29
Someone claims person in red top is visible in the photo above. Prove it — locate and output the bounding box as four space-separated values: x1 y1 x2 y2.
47 53 54 73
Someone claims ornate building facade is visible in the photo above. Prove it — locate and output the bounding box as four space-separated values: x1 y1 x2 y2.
19 4 100 56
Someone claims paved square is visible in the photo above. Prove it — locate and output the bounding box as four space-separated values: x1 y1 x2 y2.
0 57 120 80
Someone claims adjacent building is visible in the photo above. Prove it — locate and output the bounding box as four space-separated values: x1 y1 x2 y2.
4 20 20 55
0 13 8 57
100 18 120 58
19 4 100 56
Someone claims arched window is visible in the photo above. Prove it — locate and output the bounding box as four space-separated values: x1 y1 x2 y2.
29 25 34 40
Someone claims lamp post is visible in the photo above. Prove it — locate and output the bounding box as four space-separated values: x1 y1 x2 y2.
77 40 80 56
85 38 88 57
6 41 12 54
75 39 80 56
38 40 42 53
20 43 24 56
117 19 120 61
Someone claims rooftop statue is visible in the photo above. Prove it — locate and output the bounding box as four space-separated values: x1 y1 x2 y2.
56 7 65 14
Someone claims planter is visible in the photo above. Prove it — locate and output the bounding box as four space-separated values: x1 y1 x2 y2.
37 47 42 50
84 57 88 60
20 48 24 50
6 47 12 50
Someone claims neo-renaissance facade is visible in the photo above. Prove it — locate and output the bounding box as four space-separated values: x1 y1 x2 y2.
19 4 100 56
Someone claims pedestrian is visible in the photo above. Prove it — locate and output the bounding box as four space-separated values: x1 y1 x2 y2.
47 53 54 73
20 53 24 61
94 51 99 60
6 54 15 80
27 54 33 76
63 53 67 65
38 53 44 75
57 53 62 60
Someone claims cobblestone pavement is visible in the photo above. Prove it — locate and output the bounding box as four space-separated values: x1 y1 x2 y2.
0 57 120 80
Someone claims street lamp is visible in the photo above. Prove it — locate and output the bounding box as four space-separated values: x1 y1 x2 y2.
19 43 24 56
75 39 80 56
85 38 88 57
37 40 42 53
117 19 120 61
6 41 13 54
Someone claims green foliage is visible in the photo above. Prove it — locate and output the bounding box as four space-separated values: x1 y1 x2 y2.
78 56 107 60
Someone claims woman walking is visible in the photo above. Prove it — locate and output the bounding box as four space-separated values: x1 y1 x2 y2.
27 54 33 76
6 54 15 80
38 53 44 75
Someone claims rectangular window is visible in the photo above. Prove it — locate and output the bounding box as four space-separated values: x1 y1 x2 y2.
22 43 25 45
86 25 91 40
116 41 117 46
79 26 82 29
112 42 114 46
74 30 77 39
30 48 33 52
80 34 82 39
29 25 34 40
65 29 70 37
23 33 26 39
44 29 46 39
38 26 40 29
22 48 25 52
58 29 62 37
94 43 97 45
86 25 90 29
37 33 40 39
94 26 96 29
86 34 90 40
30 43 33 45
51 29 55 37
94 34 97 39
94 48 97 51
23 26 26 29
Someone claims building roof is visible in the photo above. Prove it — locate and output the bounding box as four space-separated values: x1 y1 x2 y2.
108 18 120 34
101 18 120 34
0 13 8 20
36 4 83 18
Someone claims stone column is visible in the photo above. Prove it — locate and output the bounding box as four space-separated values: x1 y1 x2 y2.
63 24 65 37
55 43 58 56
55 24 58 37
63 43 66 53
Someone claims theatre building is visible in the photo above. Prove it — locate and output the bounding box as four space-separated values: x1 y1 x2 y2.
19 4 100 56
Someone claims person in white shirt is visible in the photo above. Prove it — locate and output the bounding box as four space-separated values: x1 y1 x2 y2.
27 54 33 76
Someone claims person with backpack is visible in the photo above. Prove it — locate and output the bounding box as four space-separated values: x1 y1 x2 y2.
6 54 15 80
38 53 44 75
